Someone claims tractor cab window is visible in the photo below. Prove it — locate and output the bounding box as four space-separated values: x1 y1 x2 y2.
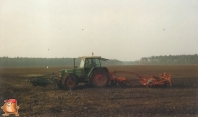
84 58 101 68
93 59 100 67
85 59 92 67
79 58 85 68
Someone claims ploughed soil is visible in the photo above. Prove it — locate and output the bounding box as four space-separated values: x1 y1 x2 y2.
0 65 198 117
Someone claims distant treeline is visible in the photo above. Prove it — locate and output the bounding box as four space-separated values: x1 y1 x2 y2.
0 57 122 67
132 54 198 65
0 54 197 66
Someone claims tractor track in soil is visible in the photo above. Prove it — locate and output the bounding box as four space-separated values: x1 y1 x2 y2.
0 65 198 117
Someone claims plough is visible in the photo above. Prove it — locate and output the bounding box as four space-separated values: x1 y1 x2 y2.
29 56 172 89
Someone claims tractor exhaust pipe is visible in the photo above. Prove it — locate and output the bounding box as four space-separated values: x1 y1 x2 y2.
74 58 76 74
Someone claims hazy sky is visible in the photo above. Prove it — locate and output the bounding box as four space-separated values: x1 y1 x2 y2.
1 0 198 61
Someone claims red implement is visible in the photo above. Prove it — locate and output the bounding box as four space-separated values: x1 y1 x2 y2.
109 71 133 86
109 71 172 87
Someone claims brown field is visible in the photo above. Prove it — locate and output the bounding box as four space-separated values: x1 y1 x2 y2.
0 65 198 117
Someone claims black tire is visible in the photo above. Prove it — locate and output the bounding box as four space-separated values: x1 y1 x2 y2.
117 81 126 87
163 81 171 88
126 80 133 87
91 70 109 88
65 75 77 90
147 82 154 88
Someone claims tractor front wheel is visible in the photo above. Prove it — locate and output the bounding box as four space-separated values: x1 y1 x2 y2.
91 70 109 88
65 75 77 90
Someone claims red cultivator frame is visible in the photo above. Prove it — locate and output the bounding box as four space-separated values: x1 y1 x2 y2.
109 71 133 86
109 71 172 87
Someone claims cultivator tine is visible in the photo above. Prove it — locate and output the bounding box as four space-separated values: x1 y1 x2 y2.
29 73 59 87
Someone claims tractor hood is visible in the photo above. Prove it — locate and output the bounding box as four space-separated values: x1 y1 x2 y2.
59 68 83 77
59 69 73 74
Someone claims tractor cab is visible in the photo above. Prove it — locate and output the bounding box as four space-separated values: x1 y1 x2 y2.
79 56 108 77
79 56 107 68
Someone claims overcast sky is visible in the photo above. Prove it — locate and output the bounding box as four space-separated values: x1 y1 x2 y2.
0 0 198 61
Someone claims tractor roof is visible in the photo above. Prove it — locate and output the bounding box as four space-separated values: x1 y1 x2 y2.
81 56 108 61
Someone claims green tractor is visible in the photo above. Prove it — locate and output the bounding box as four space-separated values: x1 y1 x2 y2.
57 56 110 89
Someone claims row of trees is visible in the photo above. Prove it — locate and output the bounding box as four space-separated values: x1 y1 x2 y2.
0 57 122 67
133 54 198 65
0 54 197 66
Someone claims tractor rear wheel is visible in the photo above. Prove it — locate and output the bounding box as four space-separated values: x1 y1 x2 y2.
91 70 109 88
65 75 77 89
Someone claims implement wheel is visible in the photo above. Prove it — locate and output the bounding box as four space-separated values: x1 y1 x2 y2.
91 70 109 88
147 82 154 88
65 75 77 89
163 81 171 87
